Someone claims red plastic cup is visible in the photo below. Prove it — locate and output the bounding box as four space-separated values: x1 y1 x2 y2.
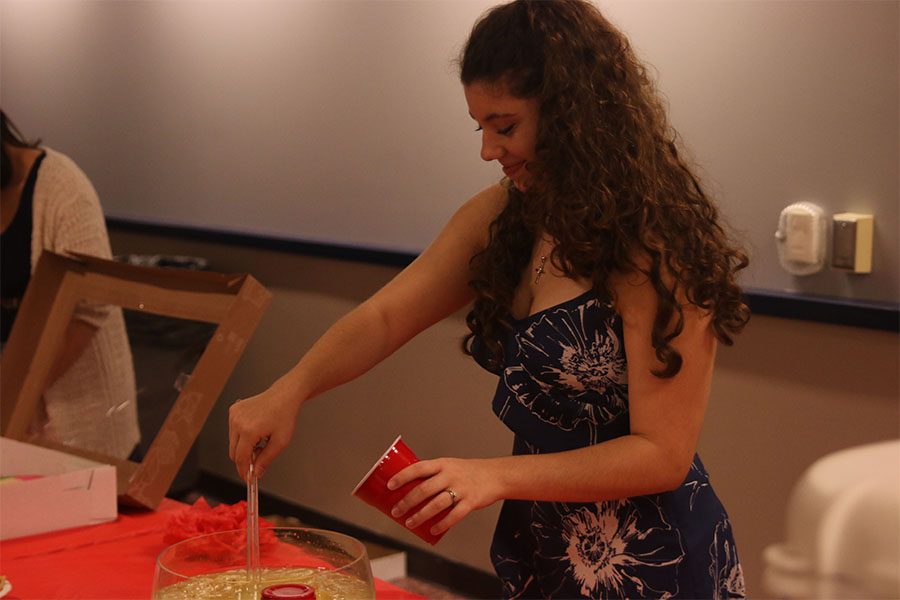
261 584 316 599
351 435 450 545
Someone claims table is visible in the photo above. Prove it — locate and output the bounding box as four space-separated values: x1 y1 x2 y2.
0 499 424 599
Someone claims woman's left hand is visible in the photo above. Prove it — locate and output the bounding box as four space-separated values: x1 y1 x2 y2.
387 457 502 536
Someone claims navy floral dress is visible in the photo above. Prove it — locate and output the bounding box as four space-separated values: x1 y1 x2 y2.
473 290 745 599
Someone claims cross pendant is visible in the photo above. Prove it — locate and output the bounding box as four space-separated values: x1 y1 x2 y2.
534 256 547 284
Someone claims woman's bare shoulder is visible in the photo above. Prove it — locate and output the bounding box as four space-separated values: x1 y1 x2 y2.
446 183 509 248
608 251 711 324
458 182 508 219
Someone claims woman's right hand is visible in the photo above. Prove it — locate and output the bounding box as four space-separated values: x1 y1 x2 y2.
228 377 303 482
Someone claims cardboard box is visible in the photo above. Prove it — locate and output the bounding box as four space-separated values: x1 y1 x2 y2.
0 437 117 540
1 251 271 510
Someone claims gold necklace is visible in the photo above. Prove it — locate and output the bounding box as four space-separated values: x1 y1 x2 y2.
534 255 547 284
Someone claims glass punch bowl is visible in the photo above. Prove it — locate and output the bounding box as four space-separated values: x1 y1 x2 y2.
152 527 375 600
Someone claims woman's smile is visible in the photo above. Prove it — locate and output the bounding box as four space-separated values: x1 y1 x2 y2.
502 160 526 180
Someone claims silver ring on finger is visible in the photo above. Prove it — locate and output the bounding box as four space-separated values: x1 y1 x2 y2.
445 488 459 505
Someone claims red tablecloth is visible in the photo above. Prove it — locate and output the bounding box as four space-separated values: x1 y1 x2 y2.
0 499 423 599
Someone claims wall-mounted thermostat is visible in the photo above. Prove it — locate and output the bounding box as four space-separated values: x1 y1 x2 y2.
775 202 827 276
832 213 874 273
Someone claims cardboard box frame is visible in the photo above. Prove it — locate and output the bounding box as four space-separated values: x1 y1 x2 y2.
1 251 271 509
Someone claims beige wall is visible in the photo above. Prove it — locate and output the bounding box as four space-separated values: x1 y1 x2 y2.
5 1 897 303
111 230 899 596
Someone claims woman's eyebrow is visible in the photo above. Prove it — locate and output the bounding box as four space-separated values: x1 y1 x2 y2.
469 111 517 123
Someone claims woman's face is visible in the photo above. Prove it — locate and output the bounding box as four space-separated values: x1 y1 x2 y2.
464 81 540 192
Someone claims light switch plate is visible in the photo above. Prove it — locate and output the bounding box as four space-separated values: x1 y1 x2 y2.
832 213 873 273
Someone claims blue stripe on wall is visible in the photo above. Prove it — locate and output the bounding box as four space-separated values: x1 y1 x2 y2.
108 218 899 333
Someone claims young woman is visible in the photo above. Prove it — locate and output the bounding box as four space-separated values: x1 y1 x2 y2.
1 110 140 460
229 1 749 597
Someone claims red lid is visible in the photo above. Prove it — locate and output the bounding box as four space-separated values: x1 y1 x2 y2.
260 583 316 599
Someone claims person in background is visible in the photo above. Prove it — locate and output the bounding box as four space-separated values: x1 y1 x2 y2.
1 109 139 460
229 1 749 597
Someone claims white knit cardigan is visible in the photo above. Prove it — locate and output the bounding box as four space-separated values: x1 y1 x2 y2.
28 148 140 459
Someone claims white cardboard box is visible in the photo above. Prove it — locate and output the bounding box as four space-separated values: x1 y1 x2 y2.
0 436 117 540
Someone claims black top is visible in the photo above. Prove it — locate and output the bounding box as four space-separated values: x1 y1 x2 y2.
1 150 46 343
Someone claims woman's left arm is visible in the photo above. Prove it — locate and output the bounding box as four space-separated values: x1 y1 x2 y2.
44 157 114 383
389 267 717 536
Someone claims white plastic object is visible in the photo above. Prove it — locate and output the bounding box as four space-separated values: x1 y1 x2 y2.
775 202 827 275
763 440 900 599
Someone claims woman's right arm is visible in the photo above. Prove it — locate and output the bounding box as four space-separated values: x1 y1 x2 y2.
229 184 507 479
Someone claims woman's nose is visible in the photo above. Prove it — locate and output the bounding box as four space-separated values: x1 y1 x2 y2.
480 134 503 162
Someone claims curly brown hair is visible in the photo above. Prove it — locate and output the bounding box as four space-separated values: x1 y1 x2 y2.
459 0 750 378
